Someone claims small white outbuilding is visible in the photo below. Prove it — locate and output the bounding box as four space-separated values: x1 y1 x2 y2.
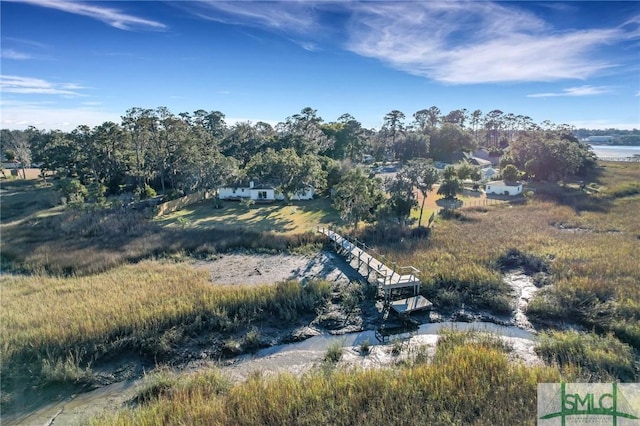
485 180 523 196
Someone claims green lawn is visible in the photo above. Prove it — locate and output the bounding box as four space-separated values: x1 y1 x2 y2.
156 197 345 234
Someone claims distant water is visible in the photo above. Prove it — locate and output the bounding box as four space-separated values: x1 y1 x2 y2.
589 144 640 160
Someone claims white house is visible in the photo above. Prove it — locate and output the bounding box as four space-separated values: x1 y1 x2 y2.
218 181 313 202
250 185 277 202
485 180 523 196
218 182 253 200
277 187 314 201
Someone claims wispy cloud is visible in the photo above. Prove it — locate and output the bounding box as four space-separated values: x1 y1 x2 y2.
527 85 615 98
1 49 33 60
2 37 46 48
7 0 166 31
179 1 634 84
179 1 319 33
1 75 86 96
175 1 327 50
345 2 624 84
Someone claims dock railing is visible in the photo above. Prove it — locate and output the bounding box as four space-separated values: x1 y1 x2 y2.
317 226 421 289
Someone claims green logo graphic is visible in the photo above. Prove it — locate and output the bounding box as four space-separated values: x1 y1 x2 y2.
538 383 640 426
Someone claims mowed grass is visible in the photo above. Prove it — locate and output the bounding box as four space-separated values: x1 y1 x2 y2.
90 330 567 426
0 261 331 401
157 197 344 234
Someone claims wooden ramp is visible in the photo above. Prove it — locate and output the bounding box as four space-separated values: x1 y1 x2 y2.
390 295 433 316
318 227 422 302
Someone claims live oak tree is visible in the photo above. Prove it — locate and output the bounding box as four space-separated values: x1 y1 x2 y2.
405 160 439 227
430 123 475 161
333 168 384 230
509 131 594 182
437 166 462 199
501 164 521 182
383 169 417 227
277 107 333 156
395 131 430 162
322 114 368 161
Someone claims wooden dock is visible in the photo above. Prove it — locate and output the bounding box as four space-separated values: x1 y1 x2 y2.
318 227 424 303
390 295 433 316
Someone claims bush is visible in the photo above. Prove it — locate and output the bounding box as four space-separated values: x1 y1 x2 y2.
324 340 343 363
359 339 371 355
57 178 88 206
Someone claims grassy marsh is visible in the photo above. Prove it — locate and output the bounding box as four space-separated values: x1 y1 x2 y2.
1 261 331 408
89 330 568 426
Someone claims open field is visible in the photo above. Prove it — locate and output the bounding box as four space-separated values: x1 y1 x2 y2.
157 197 345 234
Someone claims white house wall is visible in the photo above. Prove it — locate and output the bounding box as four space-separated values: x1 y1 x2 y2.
250 188 276 201
485 184 522 196
219 187 250 199
275 188 314 201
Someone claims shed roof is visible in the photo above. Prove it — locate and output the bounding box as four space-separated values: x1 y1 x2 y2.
486 180 522 187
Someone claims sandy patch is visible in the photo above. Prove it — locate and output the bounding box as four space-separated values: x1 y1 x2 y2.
219 332 542 383
194 251 359 286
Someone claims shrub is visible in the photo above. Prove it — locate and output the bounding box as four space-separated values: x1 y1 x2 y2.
57 178 88 206
324 340 343 363
359 339 371 355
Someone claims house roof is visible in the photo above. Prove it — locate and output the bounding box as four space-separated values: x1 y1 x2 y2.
486 180 522 186
469 157 492 167
220 180 251 189
436 151 468 164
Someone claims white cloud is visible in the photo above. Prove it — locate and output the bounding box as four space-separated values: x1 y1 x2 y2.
181 1 319 34
7 0 166 31
1 49 33 60
0 100 121 131
0 75 85 96
180 1 632 84
345 2 623 84
527 85 615 98
176 1 327 50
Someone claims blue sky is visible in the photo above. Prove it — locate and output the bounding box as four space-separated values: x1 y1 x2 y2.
1 1 639 131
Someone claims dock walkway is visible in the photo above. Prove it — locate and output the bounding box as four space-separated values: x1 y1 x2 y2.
318 227 422 303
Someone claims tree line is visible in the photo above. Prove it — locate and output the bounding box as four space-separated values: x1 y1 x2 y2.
1 105 597 215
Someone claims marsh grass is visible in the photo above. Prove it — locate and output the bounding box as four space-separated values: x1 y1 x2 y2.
1 206 326 276
357 163 640 349
535 330 637 381
89 331 567 426
0 262 331 396
324 340 344 363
